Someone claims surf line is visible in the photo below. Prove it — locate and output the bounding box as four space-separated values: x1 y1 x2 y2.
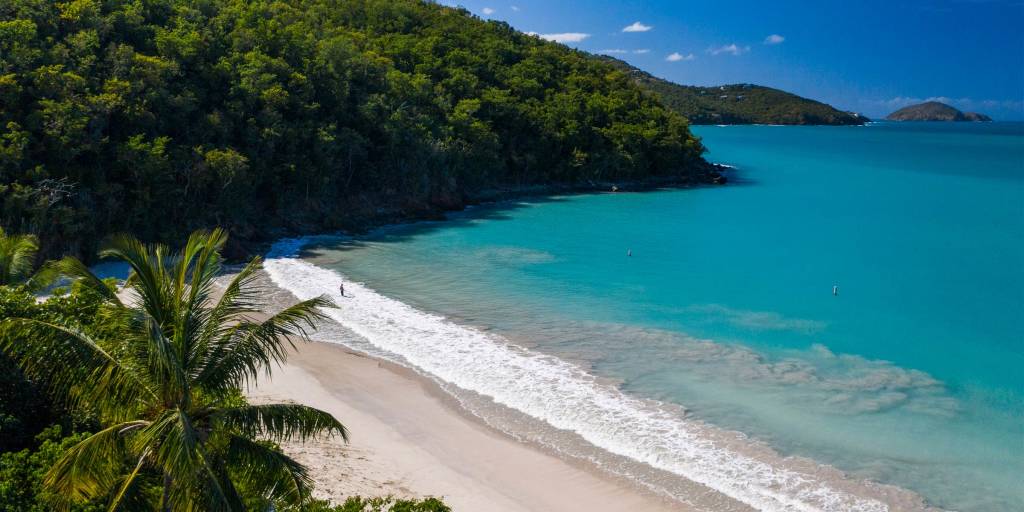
264 237 890 512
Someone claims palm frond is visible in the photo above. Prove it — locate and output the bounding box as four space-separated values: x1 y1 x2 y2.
199 446 248 512
44 421 146 508
133 410 201 481
138 313 189 407
105 447 151 512
193 296 334 393
226 435 312 505
132 409 234 512
189 257 265 379
100 233 170 325
0 230 39 285
177 228 227 309
0 318 158 418
213 403 348 443
175 229 229 375
203 257 266 333
32 256 122 304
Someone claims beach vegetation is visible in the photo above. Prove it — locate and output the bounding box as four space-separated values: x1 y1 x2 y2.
0 226 38 286
0 229 349 511
304 495 451 512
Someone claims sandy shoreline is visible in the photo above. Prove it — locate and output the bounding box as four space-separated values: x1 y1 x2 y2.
247 340 690 511
248 239 942 512
243 237 940 512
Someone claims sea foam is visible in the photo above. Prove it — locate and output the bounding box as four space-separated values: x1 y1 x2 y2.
264 237 892 512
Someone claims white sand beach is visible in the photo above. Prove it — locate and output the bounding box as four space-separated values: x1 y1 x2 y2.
246 341 688 511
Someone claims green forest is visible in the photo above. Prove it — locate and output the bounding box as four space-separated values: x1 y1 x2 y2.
0 0 711 261
598 56 868 125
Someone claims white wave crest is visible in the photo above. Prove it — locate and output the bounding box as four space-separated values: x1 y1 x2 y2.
264 238 890 512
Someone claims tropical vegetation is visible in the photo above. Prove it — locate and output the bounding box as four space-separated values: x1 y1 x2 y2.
0 226 38 286
0 228 448 511
1 0 708 261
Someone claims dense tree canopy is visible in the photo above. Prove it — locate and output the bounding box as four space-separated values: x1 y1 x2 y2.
0 0 706 260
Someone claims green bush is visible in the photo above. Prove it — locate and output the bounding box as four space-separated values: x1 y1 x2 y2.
0 426 104 512
0 285 104 451
302 495 451 512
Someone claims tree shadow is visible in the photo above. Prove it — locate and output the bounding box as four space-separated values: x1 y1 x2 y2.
296 170 750 257
297 195 572 256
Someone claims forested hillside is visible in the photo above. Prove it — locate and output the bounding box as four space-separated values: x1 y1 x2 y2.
598 56 867 125
0 0 709 259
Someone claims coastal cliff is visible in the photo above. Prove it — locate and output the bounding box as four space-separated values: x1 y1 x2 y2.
886 101 992 121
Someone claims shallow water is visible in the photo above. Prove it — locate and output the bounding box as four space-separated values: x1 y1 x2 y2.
267 122 1023 511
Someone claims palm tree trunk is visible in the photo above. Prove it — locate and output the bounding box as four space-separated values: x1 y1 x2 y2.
161 473 172 512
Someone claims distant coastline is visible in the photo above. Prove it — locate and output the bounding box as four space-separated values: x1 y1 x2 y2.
597 56 869 126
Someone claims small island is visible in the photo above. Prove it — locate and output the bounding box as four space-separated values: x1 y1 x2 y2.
886 101 992 122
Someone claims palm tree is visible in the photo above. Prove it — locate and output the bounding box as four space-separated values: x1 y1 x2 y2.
0 229 347 511
0 226 39 286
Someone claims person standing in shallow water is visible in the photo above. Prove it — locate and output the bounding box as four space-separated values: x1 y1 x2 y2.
339 282 345 297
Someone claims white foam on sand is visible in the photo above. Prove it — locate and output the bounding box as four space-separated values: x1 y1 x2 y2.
264 238 894 512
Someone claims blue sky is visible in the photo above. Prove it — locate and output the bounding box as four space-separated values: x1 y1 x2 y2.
439 0 1024 120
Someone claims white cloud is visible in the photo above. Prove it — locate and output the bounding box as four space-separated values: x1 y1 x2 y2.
511 5 520 11
531 32 591 43
666 52 695 62
622 21 653 32
764 34 785 45
600 49 628 55
709 43 750 56
633 48 651 54
482 7 495 15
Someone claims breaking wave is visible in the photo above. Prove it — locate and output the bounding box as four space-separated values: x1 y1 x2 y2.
264 237 928 512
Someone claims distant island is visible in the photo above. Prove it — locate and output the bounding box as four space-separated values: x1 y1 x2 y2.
886 101 992 122
598 56 868 126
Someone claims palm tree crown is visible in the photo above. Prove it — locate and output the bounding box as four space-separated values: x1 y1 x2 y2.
0 229 346 511
0 226 39 286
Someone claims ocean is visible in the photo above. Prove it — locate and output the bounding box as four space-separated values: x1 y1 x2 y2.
264 122 1024 511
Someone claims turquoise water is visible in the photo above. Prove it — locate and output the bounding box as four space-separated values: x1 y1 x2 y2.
284 123 1023 511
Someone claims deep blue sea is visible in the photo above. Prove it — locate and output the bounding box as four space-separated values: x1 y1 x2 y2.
266 122 1024 511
